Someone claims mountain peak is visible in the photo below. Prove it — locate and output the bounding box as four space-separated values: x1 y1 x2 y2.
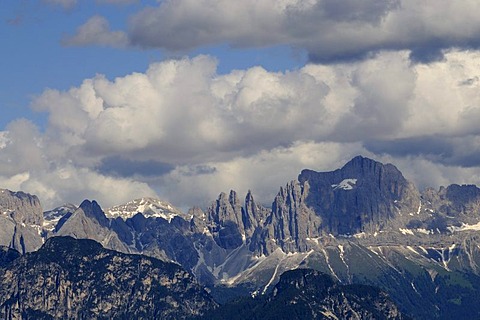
78 199 109 227
340 155 403 178
105 197 183 222
297 156 419 235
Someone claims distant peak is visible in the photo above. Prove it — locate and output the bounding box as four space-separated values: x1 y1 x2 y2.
78 199 109 227
79 199 94 209
342 155 381 169
105 197 183 222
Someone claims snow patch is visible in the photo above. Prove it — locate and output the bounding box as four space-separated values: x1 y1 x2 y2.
448 222 480 232
406 246 419 255
399 228 414 235
411 282 419 294
263 263 280 294
306 237 321 244
321 248 341 282
202 227 212 236
331 179 357 191
353 232 367 238
416 228 432 235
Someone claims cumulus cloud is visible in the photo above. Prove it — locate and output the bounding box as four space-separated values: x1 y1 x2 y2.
127 0 480 63
0 120 45 177
62 15 129 48
1 50 480 209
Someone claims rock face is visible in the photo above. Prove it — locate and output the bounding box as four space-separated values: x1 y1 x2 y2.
422 184 480 220
298 156 420 235
0 189 44 253
249 156 420 254
0 236 216 319
204 190 269 250
260 180 321 254
200 269 409 320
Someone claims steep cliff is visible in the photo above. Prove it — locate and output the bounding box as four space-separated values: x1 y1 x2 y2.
0 189 44 253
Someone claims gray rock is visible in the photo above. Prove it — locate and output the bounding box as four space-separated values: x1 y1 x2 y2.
298 156 420 235
55 200 130 253
0 189 44 253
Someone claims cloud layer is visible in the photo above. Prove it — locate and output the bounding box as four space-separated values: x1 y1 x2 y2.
1 50 480 210
125 0 480 62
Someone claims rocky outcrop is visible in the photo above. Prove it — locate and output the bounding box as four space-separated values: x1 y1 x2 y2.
0 189 44 253
205 191 245 249
0 236 216 319
258 180 321 254
0 189 43 226
422 184 480 219
204 190 269 250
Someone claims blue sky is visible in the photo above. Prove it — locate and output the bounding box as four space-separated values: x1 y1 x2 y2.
1 1 305 128
2 0 480 210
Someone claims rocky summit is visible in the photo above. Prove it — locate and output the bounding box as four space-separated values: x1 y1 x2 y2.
298 155 420 235
4 156 480 319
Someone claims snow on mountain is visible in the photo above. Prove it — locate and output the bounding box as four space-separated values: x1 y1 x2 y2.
43 204 77 231
105 197 184 222
447 221 480 232
331 178 357 190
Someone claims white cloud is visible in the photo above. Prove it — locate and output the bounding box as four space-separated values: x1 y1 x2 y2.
62 15 129 48
403 50 480 137
1 50 479 210
0 173 31 194
0 132 9 149
0 120 46 177
380 156 480 192
29 166 157 210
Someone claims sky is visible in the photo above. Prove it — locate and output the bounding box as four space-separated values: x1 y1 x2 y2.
2 0 480 211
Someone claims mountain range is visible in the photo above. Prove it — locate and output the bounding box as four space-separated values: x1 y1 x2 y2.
2 156 480 318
